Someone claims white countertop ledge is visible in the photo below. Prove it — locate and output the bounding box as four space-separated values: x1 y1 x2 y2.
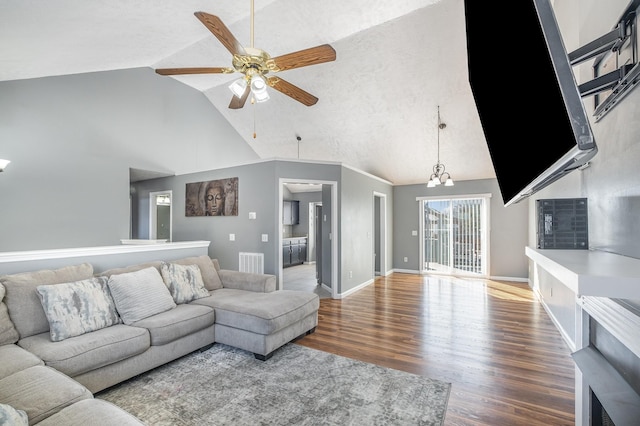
526 246 640 299
0 241 211 263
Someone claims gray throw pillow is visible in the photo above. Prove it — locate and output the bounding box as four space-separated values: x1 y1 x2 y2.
107 267 176 325
0 403 28 426
171 256 222 290
0 284 19 345
160 262 210 304
36 277 121 342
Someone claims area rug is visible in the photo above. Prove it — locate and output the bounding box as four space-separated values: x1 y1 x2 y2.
96 343 451 425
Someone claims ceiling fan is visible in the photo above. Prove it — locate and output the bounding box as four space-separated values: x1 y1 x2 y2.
155 2 336 109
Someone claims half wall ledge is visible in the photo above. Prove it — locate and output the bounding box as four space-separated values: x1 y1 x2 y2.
0 241 211 275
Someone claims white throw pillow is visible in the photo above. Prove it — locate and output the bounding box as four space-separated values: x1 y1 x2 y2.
107 267 176 325
36 277 121 342
0 403 28 426
160 262 210 304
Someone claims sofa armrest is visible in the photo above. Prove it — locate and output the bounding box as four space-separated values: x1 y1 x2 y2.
218 270 276 293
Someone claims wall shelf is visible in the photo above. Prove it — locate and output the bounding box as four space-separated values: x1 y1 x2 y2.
526 246 640 299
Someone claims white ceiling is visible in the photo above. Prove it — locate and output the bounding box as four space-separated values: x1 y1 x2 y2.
0 0 496 186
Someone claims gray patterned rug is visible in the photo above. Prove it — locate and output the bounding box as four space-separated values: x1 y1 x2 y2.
96 343 451 425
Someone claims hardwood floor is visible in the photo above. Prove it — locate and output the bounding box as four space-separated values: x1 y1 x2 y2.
295 272 575 426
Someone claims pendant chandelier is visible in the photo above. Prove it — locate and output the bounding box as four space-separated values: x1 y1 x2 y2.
427 105 454 188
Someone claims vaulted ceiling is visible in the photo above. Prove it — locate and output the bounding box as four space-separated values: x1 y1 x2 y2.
0 0 496 185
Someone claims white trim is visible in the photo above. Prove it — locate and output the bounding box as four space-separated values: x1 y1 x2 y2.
579 296 640 358
278 178 339 299
149 190 173 242
337 278 374 299
416 192 493 201
372 191 387 280
488 275 528 283
418 194 491 277
392 268 421 274
0 241 211 263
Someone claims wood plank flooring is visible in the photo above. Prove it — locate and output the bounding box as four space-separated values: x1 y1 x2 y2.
295 272 575 425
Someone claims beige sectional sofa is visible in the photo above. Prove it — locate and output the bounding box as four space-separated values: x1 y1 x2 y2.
0 255 319 425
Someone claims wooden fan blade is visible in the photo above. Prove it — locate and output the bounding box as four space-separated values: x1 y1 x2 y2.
229 86 251 109
268 77 318 106
194 12 247 56
271 44 336 72
155 67 232 76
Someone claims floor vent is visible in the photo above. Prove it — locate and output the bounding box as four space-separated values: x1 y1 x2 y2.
239 252 264 274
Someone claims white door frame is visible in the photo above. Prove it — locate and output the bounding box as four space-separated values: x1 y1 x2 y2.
373 191 388 276
278 178 338 299
149 190 173 241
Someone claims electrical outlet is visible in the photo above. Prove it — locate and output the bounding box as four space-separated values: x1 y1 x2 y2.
249 212 257 220
261 234 268 242
411 230 418 236
349 271 353 279
403 257 408 262
229 234 235 241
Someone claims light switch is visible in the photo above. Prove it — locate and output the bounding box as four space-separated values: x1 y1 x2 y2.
261 234 268 242
412 230 418 236
249 212 257 220
229 234 235 241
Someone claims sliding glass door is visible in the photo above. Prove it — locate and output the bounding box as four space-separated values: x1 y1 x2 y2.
419 195 490 277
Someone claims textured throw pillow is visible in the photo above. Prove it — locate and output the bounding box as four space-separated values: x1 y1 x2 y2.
0 403 28 426
36 277 121 342
0 284 19 345
172 256 222 291
160 262 210 304
107 267 176 325
0 262 94 339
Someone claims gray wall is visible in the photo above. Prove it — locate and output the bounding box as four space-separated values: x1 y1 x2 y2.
393 178 529 279
340 167 394 293
529 0 640 319
132 160 396 296
0 67 256 252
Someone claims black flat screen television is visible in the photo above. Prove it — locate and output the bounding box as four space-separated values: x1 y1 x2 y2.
464 0 598 206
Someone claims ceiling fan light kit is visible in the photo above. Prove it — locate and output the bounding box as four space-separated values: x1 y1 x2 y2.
229 78 248 98
155 2 336 109
427 106 454 188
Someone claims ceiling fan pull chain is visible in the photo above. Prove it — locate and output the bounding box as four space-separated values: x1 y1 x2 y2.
253 100 257 139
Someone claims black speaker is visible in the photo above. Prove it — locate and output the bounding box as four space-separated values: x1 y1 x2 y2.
537 198 589 249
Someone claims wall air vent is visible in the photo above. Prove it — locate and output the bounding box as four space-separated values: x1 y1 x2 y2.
537 198 589 249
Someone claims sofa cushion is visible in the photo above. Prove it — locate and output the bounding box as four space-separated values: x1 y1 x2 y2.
0 403 28 426
36 399 145 426
19 324 151 377
0 344 43 380
191 289 319 335
0 365 93 425
160 262 210 304
18 325 150 377
107 267 176 325
0 263 94 339
172 256 222 290
131 303 215 346
0 284 19 345
36 276 121 342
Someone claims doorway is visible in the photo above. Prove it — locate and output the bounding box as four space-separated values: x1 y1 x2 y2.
373 192 387 276
149 190 172 241
279 179 338 299
418 194 490 277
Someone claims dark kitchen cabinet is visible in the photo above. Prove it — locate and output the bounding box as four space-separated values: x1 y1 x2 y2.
283 200 300 225
283 237 307 267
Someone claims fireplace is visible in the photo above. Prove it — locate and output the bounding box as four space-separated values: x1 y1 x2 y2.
573 297 640 426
